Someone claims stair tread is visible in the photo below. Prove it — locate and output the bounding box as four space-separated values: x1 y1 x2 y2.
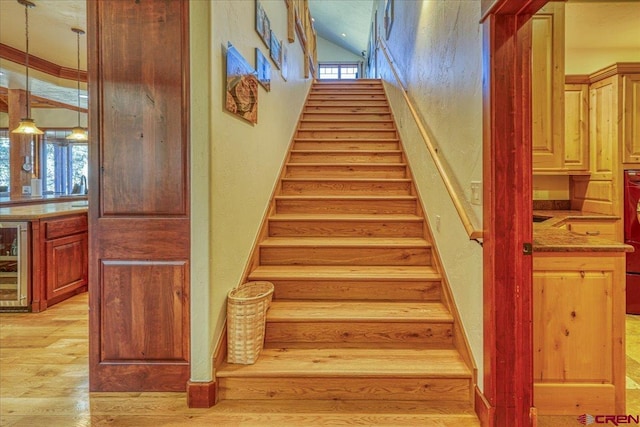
287 162 406 166
249 265 441 281
282 177 411 182
276 195 415 200
269 213 422 221
290 149 402 153
261 237 430 247
294 138 399 142
217 348 471 378
300 119 393 123
267 301 453 322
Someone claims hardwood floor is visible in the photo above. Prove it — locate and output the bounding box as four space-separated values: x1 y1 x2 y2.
0 293 480 426
2 292 639 426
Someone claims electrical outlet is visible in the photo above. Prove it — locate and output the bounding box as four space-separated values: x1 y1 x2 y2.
22 186 31 195
471 181 482 206
435 215 441 232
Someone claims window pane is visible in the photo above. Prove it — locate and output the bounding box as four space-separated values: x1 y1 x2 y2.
43 130 88 195
0 130 9 194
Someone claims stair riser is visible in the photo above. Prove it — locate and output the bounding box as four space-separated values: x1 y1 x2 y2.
260 246 431 266
302 113 393 121
306 100 390 107
275 199 417 215
299 121 395 130
288 153 403 164
285 165 407 179
308 94 387 101
267 280 442 301
281 180 411 196
296 130 398 140
269 220 423 237
304 106 390 114
294 141 399 150
265 322 454 347
218 377 472 401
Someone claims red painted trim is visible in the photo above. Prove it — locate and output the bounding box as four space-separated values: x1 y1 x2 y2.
187 381 217 408
481 0 548 20
482 6 539 425
475 386 495 427
0 43 88 82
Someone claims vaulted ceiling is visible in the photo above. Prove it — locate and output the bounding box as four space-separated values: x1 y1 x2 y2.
0 0 638 113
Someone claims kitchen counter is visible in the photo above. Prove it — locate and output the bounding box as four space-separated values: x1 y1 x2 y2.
0 201 88 220
0 194 87 207
533 209 632 252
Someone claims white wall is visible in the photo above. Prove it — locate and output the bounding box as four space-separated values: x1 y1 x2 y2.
374 0 484 385
317 36 364 63
0 112 7 127
189 0 311 382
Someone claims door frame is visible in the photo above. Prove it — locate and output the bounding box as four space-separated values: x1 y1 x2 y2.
480 0 548 425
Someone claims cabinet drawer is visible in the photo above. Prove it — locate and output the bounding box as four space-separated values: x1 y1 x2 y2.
565 220 617 240
44 215 88 240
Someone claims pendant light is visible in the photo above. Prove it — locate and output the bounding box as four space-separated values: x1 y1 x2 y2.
12 0 43 135
66 27 87 141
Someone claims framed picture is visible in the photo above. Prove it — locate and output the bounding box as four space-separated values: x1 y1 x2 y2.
270 30 282 70
384 0 394 40
225 43 259 124
281 43 288 82
255 1 271 48
256 48 271 91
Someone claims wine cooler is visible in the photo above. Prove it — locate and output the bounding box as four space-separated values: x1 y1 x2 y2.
0 222 29 310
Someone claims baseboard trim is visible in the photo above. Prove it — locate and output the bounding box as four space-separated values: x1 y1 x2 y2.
187 380 217 408
475 386 494 427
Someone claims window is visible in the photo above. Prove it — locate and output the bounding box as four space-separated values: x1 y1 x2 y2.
43 130 88 195
0 130 8 195
318 63 360 80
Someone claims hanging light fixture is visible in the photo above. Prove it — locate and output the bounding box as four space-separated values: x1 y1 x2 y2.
12 0 43 135
66 27 87 141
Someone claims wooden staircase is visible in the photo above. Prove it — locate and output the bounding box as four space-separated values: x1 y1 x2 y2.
216 80 479 423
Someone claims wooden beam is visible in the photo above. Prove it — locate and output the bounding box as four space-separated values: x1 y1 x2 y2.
8 89 33 198
481 0 548 21
0 43 87 82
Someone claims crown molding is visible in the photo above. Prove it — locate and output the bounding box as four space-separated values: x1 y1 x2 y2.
0 43 87 82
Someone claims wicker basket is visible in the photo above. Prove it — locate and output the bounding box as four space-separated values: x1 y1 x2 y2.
226 281 274 364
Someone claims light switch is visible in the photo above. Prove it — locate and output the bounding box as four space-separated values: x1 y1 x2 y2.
471 181 481 206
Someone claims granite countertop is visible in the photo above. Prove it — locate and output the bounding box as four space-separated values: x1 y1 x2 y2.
533 210 632 253
0 201 88 220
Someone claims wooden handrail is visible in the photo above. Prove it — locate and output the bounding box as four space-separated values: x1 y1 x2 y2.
377 38 483 241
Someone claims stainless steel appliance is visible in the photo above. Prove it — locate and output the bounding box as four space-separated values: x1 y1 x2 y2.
0 222 29 310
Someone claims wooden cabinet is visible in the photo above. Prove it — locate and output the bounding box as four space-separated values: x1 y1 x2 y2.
623 73 640 164
31 213 88 311
532 2 565 172
533 252 625 415
563 82 589 171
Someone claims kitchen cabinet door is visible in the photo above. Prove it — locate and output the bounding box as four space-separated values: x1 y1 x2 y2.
45 232 88 303
533 253 625 415
564 83 589 171
623 74 640 164
532 3 565 171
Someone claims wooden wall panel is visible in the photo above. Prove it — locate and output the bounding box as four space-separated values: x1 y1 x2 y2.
88 0 190 392
101 261 188 362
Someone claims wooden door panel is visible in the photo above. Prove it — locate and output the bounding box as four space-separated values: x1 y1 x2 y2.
101 261 188 361
88 0 190 392
100 0 187 216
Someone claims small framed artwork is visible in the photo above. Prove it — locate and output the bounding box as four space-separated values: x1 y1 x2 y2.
256 48 271 91
270 30 282 70
226 43 259 124
281 43 288 82
255 1 271 48
384 0 394 40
